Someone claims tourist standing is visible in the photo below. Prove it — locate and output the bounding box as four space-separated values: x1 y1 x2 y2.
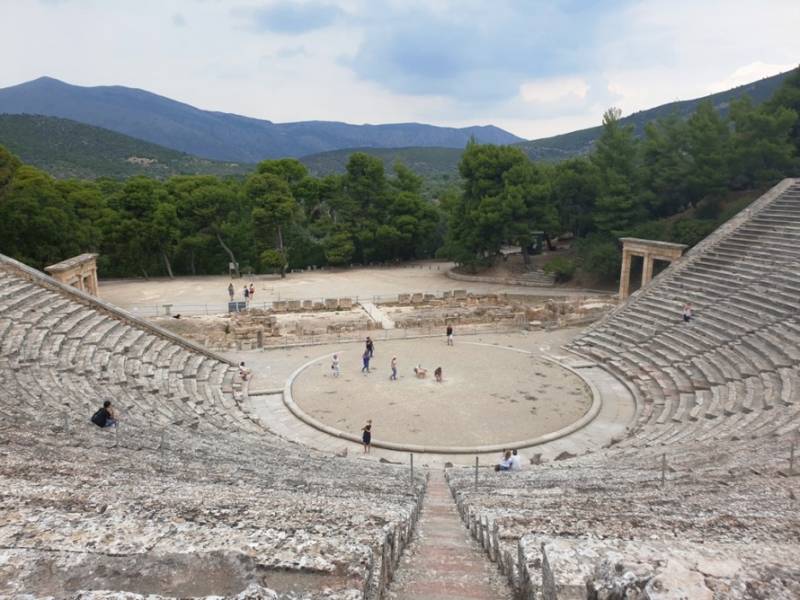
366 336 374 358
390 356 398 381
331 354 340 377
446 324 454 346
228 282 235 302
362 419 372 454
243 285 250 305
362 349 371 374
249 283 256 304
682 303 693 323
239 361 251 381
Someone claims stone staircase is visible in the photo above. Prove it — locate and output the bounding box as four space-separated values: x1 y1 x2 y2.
387 470 512 600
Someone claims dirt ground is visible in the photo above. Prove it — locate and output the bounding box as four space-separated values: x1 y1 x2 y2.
227 328 591 449
99 261 601 316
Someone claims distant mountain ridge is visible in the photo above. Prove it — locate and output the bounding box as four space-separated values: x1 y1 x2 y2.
0 77 523 162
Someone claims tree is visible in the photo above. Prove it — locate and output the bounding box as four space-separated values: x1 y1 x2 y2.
550 158 599 237
591 108 643 234
729 97 798 188
684 101 730 205
639 114 691 217
245 172 299 277
0 165 82 268
765 66 800 154
444 142 530 269
171 176 244 276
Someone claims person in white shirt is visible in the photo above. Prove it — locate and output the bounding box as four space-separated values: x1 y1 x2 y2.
509 449 523 471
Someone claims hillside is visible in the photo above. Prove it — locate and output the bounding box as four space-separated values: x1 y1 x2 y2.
0 114 253 179
516 69 793 160
0 77 523 162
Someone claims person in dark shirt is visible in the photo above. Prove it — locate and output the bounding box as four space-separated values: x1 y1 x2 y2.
91 400 117 428
362 420 372 454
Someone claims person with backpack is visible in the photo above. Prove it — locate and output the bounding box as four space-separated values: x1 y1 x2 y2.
91 400 117 428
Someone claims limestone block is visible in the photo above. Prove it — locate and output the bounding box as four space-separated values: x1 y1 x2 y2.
313 301 325 310
302 300 313 310
453 289 468 298
272 300 287 312
339 297 353 308
288 300 302 311
423 294 436 302
411 293 424 304
325 298 339 309
397 293 411 304
442 290 452 299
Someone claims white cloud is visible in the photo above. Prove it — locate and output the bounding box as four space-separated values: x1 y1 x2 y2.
707 61 797 93
520 77 589 104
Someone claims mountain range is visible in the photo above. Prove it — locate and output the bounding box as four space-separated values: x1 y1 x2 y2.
0 69 794 181
0 77 522 162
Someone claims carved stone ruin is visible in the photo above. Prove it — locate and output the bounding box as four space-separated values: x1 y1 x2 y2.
618 238 686 300
45 253 100 297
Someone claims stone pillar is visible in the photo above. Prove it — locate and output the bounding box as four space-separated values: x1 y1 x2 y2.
641 253 655 287
619 249 633 300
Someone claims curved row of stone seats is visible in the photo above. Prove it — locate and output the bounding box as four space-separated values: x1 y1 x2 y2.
569 179 800 447
446 434 800 598
0 259 262 436
0 255 427 598
0 410 425 598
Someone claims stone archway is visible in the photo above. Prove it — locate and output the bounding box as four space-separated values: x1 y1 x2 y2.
618 238 686 300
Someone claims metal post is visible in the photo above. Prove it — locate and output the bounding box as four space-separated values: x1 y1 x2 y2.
410 453 414 489
660 453 667 487
474 456 479 490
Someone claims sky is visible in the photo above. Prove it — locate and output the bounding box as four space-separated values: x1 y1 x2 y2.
1 0 798 140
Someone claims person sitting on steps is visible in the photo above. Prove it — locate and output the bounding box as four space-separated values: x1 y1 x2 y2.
495 450 513 472
91 400 118 429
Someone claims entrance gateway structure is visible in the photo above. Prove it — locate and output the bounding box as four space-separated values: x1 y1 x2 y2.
45 253 100 297
618 237 686 300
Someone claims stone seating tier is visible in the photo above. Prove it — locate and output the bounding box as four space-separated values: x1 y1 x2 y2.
0 256 426 598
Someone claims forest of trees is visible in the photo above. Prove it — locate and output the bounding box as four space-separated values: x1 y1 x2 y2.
0 68 798 282
443 68 800 280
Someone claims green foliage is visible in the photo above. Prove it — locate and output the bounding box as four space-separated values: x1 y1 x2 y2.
543 256 576 282
576 235 622 283
728 97 798 188
670 218 718 246
260 249 287 272
0 114 253 179
591 108 644 235
443 142 557 268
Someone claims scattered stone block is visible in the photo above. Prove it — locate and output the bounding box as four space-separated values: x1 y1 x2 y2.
339 297 353 308
325 298 339 309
